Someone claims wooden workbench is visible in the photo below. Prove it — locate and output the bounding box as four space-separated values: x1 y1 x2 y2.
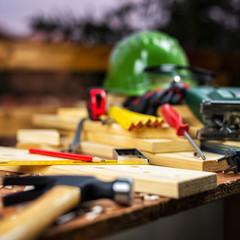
1 170 240 240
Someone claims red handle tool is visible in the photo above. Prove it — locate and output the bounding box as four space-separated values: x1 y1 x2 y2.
160 104 206 160
160 104 189 136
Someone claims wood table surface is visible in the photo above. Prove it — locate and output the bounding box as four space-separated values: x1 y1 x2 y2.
1 170 240 240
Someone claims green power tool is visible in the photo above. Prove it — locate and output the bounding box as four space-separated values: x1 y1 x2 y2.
186 86 240 140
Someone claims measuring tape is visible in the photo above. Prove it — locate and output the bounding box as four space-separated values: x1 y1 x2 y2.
87 88 107 121
0 160 149 166
0 148 149 166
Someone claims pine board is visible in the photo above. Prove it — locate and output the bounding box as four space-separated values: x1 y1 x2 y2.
55 105 203 128
17 129 60 146
145 151 228 172
0 106 56 137
16 140 228 172
85 132 200 153
57 108 88 118
17 141 116 159
17 128 200 153
77 142 229 172
32 114 199 139
17 142 60 151
32 114 79 130
0 147 216 198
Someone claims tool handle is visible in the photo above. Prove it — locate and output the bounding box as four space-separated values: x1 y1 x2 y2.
160 104 189 136
0 185 80 240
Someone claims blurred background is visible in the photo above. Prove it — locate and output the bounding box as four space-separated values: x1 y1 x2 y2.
0 0 239 149
0 0 239 107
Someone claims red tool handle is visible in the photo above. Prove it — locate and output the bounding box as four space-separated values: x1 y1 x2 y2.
29 148 93 161
160 104 189 136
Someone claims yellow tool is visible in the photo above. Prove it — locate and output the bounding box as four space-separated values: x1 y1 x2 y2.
0 159 149 166
108 105 163 131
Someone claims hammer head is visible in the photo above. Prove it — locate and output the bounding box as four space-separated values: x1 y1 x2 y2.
3 175 134 206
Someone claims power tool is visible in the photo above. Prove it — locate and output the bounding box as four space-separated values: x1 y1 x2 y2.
186 86 240 140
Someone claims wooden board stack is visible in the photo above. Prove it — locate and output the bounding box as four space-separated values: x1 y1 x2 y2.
0 104 223 199
0 147 217 199
15 105 227 172
0 106 56 137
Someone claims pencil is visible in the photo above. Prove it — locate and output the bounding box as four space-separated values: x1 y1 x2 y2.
29 148 106 163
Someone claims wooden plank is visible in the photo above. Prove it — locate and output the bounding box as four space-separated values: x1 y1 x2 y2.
17 129 60 146
145 151 227 172
57 108 88 119
32 114 79 130
78 142 228 172
17 127 200 153
17 142 61 151
32 114 200 139
0 147 216 198
0 106 56 137
17 141 115 159
57 102 201 128
17 140 228 172
85 132 200 153
0 40 111 71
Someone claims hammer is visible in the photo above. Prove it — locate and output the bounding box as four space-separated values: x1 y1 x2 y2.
0 175 133 240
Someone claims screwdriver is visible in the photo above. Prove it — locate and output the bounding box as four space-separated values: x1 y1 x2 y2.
160 104 206 160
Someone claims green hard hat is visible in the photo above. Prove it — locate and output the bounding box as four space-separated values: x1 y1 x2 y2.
104 30 191 96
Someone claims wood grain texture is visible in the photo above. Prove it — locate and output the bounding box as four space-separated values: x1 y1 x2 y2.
17 142 63 151
17 129 60 146
32 114 199 139
16 141 111 159
57 108 88 119
55 103 202 130
32 114 79 130
0 106 56 137
16 140 229 172
85 132 200 153
78 141 114 158
0 147 216 198
145 151 227 172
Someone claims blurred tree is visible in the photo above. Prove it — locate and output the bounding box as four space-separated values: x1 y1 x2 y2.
28 0 240 49
162 0 240 49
